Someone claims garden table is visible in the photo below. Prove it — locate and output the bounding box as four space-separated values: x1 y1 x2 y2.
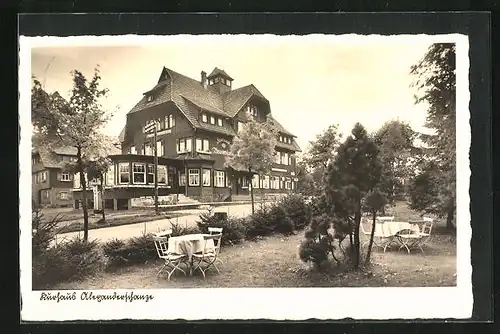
167 234 215 274
372 221 420 252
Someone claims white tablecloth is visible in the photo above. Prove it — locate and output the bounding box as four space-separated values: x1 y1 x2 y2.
167 234 215 261
374 222 420 237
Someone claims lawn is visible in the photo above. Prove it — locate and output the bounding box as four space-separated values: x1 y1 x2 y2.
52 230 456 289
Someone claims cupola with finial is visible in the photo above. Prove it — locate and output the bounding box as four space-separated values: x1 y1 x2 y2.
205 67 233 94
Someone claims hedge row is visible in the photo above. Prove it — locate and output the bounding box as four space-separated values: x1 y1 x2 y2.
32 194 312 289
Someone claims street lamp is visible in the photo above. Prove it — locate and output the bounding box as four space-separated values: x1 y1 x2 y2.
144 120 159 215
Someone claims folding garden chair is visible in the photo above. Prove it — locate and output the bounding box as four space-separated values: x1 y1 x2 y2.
208 227 225 262
192 233 222 279
153 236 188 280
361 218 393 252
397 219 434 254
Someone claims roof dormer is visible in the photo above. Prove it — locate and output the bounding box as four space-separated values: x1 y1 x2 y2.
206 67 233 94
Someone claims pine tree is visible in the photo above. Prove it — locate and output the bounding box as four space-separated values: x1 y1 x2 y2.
323 123 383 269
409 43 456 229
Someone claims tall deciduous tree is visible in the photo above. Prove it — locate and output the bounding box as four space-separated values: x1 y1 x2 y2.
409 43 456 229
31 67 113 241
305 124 343 170
373 120 418 200
301 124 343 195
224 114 278 214
323 123 383 269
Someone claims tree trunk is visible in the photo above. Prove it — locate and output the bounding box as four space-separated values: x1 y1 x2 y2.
100 175 106 222
446 204 455 230
77 147 89 241
365 210 377 265
353 211 361 269
249 169 255 214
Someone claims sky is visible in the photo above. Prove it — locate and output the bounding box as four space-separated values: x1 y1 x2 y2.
30 35 433 153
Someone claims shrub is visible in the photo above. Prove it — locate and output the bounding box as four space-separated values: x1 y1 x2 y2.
267 204 294 235
275 194 311 230
170 222 201 237
245 208 275 240
196 209 247 246
32 205 63 257
298 238 330 269
32 236 104 289
102 238 128 269
122 233 158 265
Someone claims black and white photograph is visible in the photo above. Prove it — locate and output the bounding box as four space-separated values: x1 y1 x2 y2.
20 32 472 321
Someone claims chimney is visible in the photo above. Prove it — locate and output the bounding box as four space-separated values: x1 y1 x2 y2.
201 71 207 88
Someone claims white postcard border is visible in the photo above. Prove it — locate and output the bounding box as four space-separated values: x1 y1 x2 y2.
19 33 472 321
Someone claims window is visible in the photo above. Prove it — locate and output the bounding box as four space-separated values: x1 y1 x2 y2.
177 138 192 153
196 138 210 153
105 165 115 186
281 153 289 165
202 169 211 186
291 180 295 190
217 118 223 126
210 116 215 125
119 163 130 184
146 95 154 102
144 143 153 156
215 171 225 187
40 171 47 182
246 105 258 117
158 166 167 184
214 77 220 83
202 114 208 122
188 169 200 186
58 191 69 200
156 140 164 156
165 114 175 129
285 178 292 190
179 170 186 186
271 176 280 189
279 135 283 142
147 165 155 184
275 152 281 164
130 146 137 154
133 163 146 184
43 190 50 199
263 175 269 189
252 174 260 189
61 173 71 182
241 177 249 188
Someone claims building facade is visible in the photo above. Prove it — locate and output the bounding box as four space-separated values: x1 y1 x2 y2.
31 146 77 207
72 66 301 209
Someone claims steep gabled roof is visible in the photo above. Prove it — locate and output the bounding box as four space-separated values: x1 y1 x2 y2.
33 146 77 169
276 140 302 152
267 114 295 137
222 84 269 117
118 126 126 143
124 67 299 151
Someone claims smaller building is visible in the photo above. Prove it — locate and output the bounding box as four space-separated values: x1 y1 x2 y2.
71 154 188 210
31 146 77 207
